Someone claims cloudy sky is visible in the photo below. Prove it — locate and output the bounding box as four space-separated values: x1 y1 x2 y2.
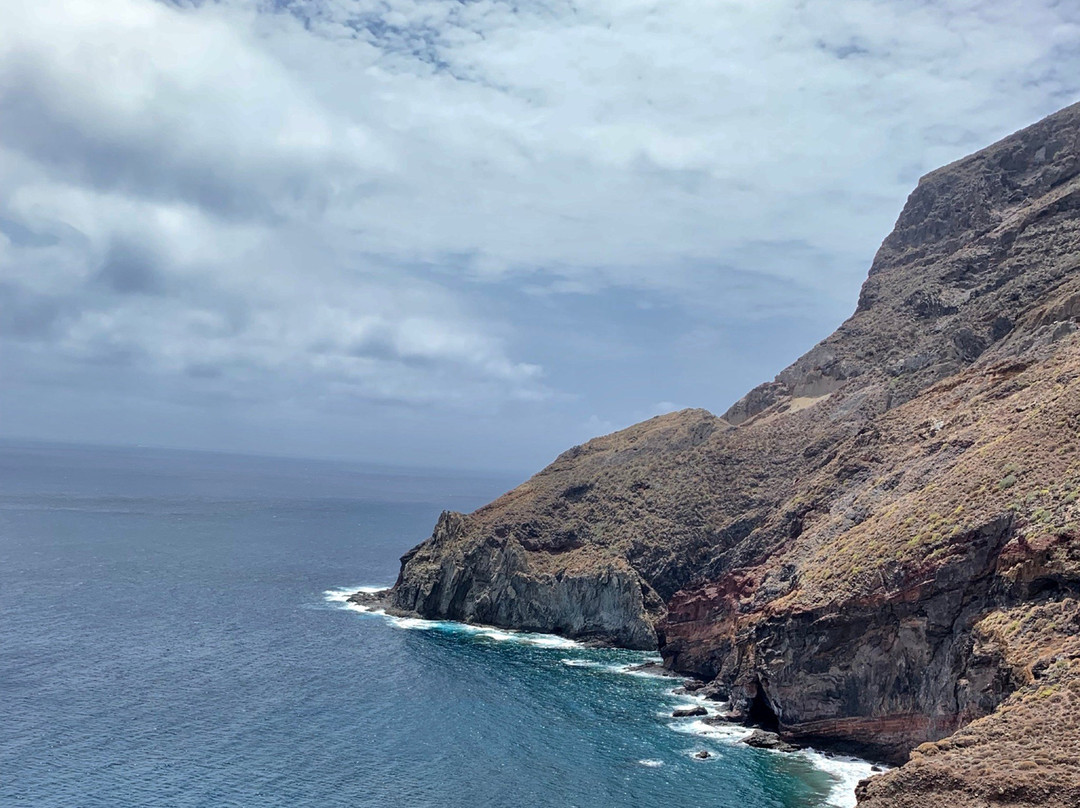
2 0 1079 471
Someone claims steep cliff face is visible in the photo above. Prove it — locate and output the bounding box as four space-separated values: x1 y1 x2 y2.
662 343 1080 764
378 102 1080 804
390 510 658 649
384 406 759 648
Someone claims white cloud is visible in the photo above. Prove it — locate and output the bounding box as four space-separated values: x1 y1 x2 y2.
0 0 392 219
2 0 1080 463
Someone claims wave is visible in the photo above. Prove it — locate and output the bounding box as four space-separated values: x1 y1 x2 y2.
324 585 880 807
322 586 391 617
556 658 678 682
322 585 389 604
667 714 881 808
667 715 746 741
558 659 649 675
615 661 675 679
435 622 584 648
323 586 584 648
560 658 602 668
802 750 881 808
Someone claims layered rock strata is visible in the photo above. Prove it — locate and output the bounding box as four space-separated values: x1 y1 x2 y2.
366 102 1080 805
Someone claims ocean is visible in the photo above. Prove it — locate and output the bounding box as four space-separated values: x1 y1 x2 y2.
0 440 875 807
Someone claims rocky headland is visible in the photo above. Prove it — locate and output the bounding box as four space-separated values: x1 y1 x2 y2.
356 102 1080 806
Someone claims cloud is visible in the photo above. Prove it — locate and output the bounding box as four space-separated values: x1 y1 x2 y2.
94 239 167 295
262 0 1080 299
0 0 389 221
2 0 1080 466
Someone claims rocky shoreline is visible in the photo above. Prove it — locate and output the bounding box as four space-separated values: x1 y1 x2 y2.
350 585 890 774
345 588 391 611
363 102 1080 807
346 588 890 791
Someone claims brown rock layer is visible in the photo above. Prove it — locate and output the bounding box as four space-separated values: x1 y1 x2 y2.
381 102 1080 804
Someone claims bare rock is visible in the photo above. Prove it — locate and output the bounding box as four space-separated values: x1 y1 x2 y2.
625 662 681 678
672 706 707 718
742 730 800 753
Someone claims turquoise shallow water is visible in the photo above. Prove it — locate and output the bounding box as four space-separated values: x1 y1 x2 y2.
0 440 873 807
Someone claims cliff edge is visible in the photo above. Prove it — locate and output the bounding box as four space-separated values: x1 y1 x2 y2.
374 102 1080 805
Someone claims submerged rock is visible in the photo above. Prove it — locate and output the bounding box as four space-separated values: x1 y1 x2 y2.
672 706 708 718
347 589 390 609
625 661 682 678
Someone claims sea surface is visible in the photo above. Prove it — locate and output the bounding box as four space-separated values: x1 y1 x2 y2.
0 440 876 808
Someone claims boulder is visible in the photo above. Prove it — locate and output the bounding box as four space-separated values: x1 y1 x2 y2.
742 729 799 753
672 706 707 718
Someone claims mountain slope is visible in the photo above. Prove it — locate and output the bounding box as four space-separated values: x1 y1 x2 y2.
373 101 1080 804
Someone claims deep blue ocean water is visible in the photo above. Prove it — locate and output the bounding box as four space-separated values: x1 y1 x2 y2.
0 440 874 808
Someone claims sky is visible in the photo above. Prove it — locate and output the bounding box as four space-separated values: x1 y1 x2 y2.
2 0 1080 473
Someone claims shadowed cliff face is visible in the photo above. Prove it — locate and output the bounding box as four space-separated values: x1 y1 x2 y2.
384 102 1080 804
390 510 659 649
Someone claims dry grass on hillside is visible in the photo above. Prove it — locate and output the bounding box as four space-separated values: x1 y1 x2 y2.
768 339 1080 610
858 600 1080 808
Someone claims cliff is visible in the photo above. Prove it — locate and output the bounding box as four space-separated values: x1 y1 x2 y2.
371 101 1080 805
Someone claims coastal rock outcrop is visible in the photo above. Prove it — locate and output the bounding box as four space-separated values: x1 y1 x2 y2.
742 730 800 752
377 101 1080 805
672 706 708 718
388 510 659 649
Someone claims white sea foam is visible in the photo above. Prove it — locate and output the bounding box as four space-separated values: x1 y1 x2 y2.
392 616 442 630
325 584 877 806
801 750 881 808
437 622 585 648
326 587 586 648
479 630 517 642
322 586 393 617
520 634 581 649
322 585 390 604
559 659 647 675
668 717 747 743
560 658 606 669
612 662 677 680
664 710 882 807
